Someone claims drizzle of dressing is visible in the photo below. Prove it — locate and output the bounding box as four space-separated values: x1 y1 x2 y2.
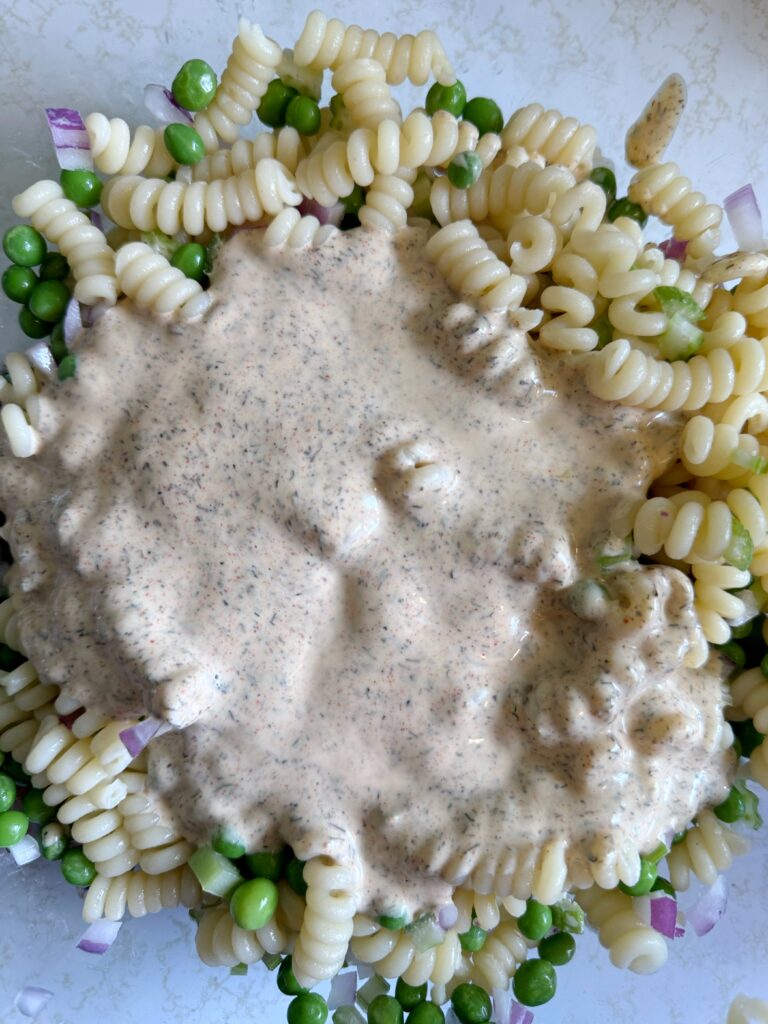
626 73 687 168
0 226 731 914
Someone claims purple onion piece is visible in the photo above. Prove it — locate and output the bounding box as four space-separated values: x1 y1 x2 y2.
327 969 357 1010
688 875 728 937
80 301 110 328
62 297 83 346
14 986 54 1018
724 184 765 251
437 902 459 929
648 893 679 939
77 919 122 954
658 236 688 261
45 107 93 171
298 197 345 227
9 835 41 867
119 716 170 757
89 209 104 232
24 341 57 380
144 84 193 125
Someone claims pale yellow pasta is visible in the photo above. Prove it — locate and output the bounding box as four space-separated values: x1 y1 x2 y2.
11 180 117 305
628 161 722 259
425 220 526 310
358 168 416 232
190 128 310 182
294 9 455 85
728 668 768 732
727 994 768 1024
263 208 339 248
292 856 359 986
468 919 528 990
751 736 768 788
632 492 733 562
115 243 213 320
733 271 768 338
85 114 174 177
502 103 597 175
667 810 749 890
195 902 290 965
692 562 752 644
83 865 202 923
577 886 668 974
193 19 282 153
537 284 597 352
331 58 401 129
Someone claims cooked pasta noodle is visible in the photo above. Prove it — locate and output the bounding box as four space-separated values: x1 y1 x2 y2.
628 162 722 260
83 865 201 923
331 58 401 129
502 103 597 176
85 114 175 177
425 220 526 310
193 19 282 153
263 208 339 248
189 128 310 181
577 885 668 974
666 809 749 890
468 918 529 990
358 167 416 232
114 243 213 320
291 856 359 986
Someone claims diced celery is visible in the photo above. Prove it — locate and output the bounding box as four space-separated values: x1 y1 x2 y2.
333 1007 366 1024
356 975 390 1011
734 780 763 830
724 517 754 571
188 847 243 897
550 896 585 934
657 312 704 360
654 285 705 322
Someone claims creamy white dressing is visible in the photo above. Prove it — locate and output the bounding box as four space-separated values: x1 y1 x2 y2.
0 226 731 914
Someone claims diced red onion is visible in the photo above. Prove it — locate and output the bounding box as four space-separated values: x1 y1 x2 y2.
437 902 459 929
724 184 765 252
62 297 83 347
658 236 688 261
119 717 170 757
14 987 53 1018
299 197 345 227
649 894 679 939
45 108 93 170
345 952 374 980
77 919 122 954
327 969 358 1010
24 341 57 381
688 875 728 936
143 84 193 125
9 835 41 867
80 301 109 328
506 1000 535 1024
59 708 85 730
89 209 104 232
674 917 686 939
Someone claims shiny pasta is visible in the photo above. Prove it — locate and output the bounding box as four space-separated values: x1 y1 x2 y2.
577 885 669 974
83 865 202 923
628 162 722 260
666 810 749 891
115 243 213 320
291 856 359 986
85 114 175 177
502 103 597 176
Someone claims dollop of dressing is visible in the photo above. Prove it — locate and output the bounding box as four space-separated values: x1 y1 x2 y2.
0 226 730 914
626 73 687 168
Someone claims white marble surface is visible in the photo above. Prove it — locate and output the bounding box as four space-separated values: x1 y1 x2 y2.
1 1 767 1022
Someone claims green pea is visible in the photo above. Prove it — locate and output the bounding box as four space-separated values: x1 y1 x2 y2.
462 97 503 136
3 225 46 267
50 321 68 364
378 912 409 931
730 620 754 639
170 242 207 282
60 169 103 208
406 1005 444 1024
61 847 96 886
258 79 299 128
0 773 16 813
425 80 467 117
2 264 37 303
394 977 427 1010
588 166 617 207
19 306 52 339
714 640 746 670
22 788 56 824
286 992 328 1024
458 924 487 952
618 856 657 897
591 311 613 350
671 830 687 845
285 95 321 136
517 898 553 942
28 280 70 323
277 954 307 996
230 877 278 930
58 354 77 380
651 876 676 897
512 958 557 1007
538 931 575 966
607 197 649 227
447 151 483 190
760 651 768 678
172 59 218 112
286 856 307 896
39 251 70 281
368 994 403 1024
450 983 492 1024
41 822 69 861
714 784 747 823
731 718 765 758
163 123 206 166
211 825 246 859
0 809 29 847
245 848 288 882
341 184 365 217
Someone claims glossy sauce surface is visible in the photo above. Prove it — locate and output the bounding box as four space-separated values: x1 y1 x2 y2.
0 227 731 913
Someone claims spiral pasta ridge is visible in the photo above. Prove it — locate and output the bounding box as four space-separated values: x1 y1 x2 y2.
666 809 749 891
628 162 722 259
12 180 117 305
502 103 597 176
425 220 527 310
358 168 416 232
263 208 339 248
294 10 455 85
85 114 175 177
195 901 290 966
83 865 202 923
291 856 359 986
193 19 282 152
189 128 310 182
115 243 213 320
577 885 668 974
331 58 401 129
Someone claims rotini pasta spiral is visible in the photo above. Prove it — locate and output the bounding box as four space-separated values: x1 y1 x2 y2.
425 221 527 310
358 168 416 232
727 668 768 732
195 901 290 966
351 920 463 988
666 809 749 891
502 103 597 175
628 162 722 259
692 562 752 644
263 208 338 248
732 272 768 338
83 865 202 923
632 492 734 563
114 243 212 320
537 284 597 352
119 786 195 875
189 128 310 182
193 19 282 153
85 114 175 177
331 59 401 129
750 736 768 788
101 160 300 236
577 885 668 974
11 180 117 305
468 918 529 990
294 10 455 86
291 856 359 986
